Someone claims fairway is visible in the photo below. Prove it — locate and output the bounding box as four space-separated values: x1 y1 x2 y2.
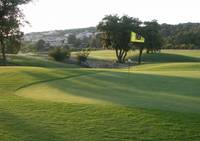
0 50 200 141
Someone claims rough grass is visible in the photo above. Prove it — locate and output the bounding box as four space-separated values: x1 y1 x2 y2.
0 50 200 141
7 54 78 68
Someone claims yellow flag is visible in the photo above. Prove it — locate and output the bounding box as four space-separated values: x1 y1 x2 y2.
130 32 145 43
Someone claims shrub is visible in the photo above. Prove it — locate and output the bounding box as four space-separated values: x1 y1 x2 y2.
49 48 71 62
76 48 90 64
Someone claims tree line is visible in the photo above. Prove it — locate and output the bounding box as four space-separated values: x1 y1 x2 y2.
97 15 162 64
0 0 32 65
161 23 200 49
97 15 200 64
1 3 200 66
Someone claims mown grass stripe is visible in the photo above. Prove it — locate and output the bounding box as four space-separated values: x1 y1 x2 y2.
15 72 101 91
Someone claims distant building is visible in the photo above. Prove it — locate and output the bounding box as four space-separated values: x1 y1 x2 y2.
76 32 93 39
23 28 96 47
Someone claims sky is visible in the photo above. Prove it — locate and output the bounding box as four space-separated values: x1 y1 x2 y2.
20 0 200 33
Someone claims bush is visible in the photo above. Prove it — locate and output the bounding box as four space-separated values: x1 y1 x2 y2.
76 48 90 64
49 48 71 62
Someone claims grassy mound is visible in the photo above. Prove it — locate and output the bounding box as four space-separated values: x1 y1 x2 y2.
7 54 78 68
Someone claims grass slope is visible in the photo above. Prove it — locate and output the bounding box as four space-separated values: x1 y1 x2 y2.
0 50 200 141
7 54 78 68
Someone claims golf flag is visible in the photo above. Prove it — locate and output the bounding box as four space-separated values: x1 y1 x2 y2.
130 32 145 43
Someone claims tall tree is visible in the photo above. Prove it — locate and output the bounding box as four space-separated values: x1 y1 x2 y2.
97 15 142 63
144 20 162 53
5 34 21 54
137 20 163 64
35 39 46 51
67 34 77 45
0 0 31 65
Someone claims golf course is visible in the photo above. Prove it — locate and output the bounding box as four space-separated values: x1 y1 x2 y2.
0 50 199 141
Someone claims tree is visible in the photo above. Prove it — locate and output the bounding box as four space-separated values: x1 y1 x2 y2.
137 20 163 64
0 0 32 65
20 42 36 53
97 15 142 63
67 34 77 45
5 35 21 54
135 43 145 65
67 34 83 48
144 20 162 53
35 39 46 51
89 36 102 48
160 23 200 49
74 38 82 48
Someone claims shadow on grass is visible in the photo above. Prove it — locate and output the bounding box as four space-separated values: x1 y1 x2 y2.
0 109 65 141
18 70 200 113
130 53 200 64
87 52 200 68
16 69 99 91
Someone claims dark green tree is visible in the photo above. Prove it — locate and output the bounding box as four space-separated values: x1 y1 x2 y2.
5 35 22 54
97 15 142 63
67 34 83 48
144 20 163 53
74 38 81 48
35 39 46 51
0 0 32 65
137 20 163 64
89 36 102 48
160 23 200 49
67 34 77 45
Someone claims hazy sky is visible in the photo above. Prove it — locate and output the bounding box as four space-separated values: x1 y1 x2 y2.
20 0 200 33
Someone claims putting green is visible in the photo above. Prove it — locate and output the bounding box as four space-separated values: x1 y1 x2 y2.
16 68 200 113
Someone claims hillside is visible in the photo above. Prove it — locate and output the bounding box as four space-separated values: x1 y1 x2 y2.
24 27 96 46
23 23 200 49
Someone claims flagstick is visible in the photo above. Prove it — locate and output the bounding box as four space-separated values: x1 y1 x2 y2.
127 59 132 80
128 63 130 79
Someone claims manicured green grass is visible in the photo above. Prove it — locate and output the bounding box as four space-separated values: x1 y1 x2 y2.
132 62 200 71
88 49 200 63
162 50 200 58
89 50 136 61
132 51 200 64
16 69 200 113
0 50 200 141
